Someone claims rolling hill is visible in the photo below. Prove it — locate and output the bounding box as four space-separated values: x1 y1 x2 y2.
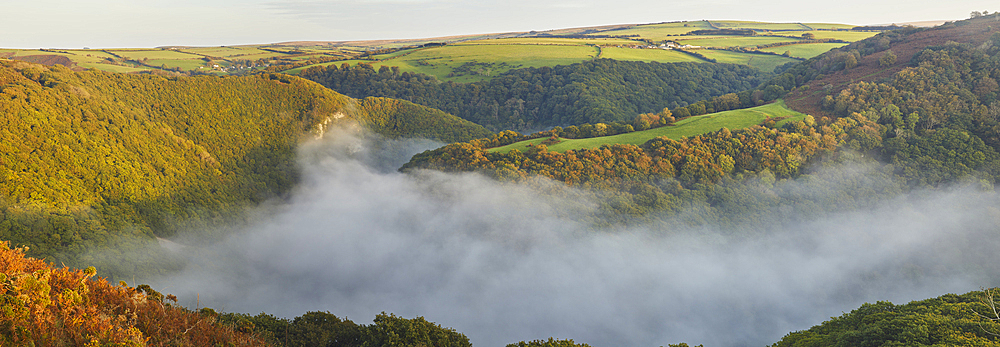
1 20 881 81
6 14 1000 347
0 59 489 274
488 100 805 153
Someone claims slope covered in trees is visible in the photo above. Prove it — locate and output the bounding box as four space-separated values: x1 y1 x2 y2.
402 16 1000 223
401 114 914 227
771 290 1000 347
0 59 489 274
300 59 769 131
768 16 1000 187
220 311 471 347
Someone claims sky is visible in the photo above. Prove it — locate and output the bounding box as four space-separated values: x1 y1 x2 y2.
1 0 996 48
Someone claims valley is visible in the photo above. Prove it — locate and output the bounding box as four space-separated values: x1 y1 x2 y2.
3 12 1000 347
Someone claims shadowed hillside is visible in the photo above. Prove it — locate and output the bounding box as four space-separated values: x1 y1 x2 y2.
0 59 489 275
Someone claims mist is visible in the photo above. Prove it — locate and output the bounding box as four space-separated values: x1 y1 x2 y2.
149 128 1000 347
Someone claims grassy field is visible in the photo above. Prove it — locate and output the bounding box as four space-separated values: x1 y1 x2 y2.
778 30 880 41
594 21 714 41
711 21 812 31
283 60 355 74
697 49 798 72
369 48 422 60
676 36 801 48
802 23 857 30
180 46 256 57
77 62 151 73
600 47 707 62
490 100 806 153
2 20 872 78
179 46 292 59
298 44 599 82
760 43 848 59
110 49 203 60
463 37 641 46
146 58 207 70
72 50 118 61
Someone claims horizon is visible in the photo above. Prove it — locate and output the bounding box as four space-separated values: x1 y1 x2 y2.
1 0 992 49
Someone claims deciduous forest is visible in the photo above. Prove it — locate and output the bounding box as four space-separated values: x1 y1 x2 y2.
300 59 769 131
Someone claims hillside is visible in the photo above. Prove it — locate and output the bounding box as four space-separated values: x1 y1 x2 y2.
771 290 1000 346
300 59 769 131
489 100 805 153
781 16 1000 116
286 20 878 82
0 59 489 274
399 17 1000 225
1 20 877 80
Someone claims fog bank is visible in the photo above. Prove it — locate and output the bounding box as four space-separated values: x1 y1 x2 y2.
151 129 1000 347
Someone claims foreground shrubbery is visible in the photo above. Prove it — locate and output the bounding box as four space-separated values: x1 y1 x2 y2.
0 240 267 346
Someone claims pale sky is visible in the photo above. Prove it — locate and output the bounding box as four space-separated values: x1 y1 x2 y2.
1 0 995 48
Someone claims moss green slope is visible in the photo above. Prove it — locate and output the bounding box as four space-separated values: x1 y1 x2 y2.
490 100 804 153
0 59 487 272
771 290 1000 347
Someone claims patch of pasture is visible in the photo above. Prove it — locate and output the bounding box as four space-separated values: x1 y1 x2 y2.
802 23 857 30
711 21 812 31
676 36 801 48
489 100 806 153
146 59 207 71
760 43 848 59
696 49 798 72
77 62 151 73
594 21 714 41
462 37 642 46
599 47 707 63
776 30 880 42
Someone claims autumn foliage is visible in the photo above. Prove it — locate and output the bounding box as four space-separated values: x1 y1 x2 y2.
0 240 267 346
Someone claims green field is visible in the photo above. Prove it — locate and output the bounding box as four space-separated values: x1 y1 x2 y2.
710 21 812 31
181 46 256 57
77 62 151 73
146 58 207 71
464 37 641 46
760 43 848 59
286 32 809 80
778 30 880 41
179 46 290 59
490 100 806 153
298 44 599 82
2 19 871 77
283 60 355 74
227 51 290 60
109 49 203 60
370 48 422 60
803 23 857 30
677 36 801 48
595 21 714 40
71 50 118 61
599 47 707 63
697 49 798 72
